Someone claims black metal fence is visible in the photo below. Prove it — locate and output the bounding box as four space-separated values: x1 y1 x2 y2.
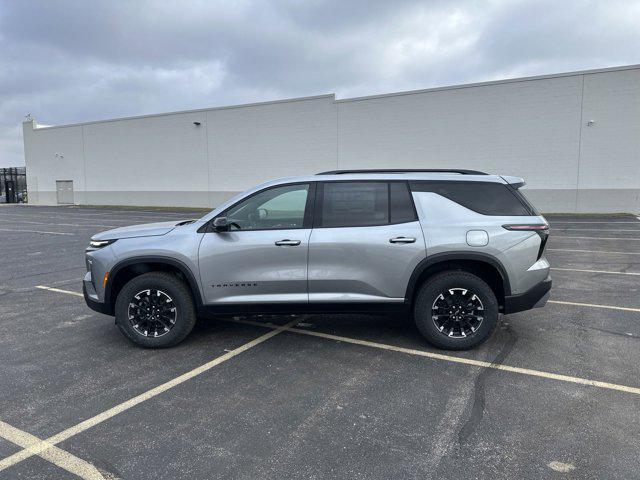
0 167 27 203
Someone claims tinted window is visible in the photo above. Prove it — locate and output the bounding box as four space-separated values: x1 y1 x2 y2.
410 181 531 216
225 184 309 230
390 181 418 223
513 188 541 215
320 182 388 227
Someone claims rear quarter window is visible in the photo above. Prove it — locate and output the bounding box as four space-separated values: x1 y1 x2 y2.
409 181 533 216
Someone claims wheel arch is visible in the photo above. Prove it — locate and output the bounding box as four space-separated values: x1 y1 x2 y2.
405 252 511 310
106 256 203 312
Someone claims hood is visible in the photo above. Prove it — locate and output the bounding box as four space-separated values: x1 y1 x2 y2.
91 220 194 241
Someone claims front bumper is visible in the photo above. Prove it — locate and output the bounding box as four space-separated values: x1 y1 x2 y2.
83 277 113 315
503 275 552 314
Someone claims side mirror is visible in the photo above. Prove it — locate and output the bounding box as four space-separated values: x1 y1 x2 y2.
212 216 229 232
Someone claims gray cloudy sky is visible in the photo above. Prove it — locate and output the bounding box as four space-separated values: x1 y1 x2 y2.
1 0 639 166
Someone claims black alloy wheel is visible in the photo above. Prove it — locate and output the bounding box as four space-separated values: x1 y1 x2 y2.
431 287 484 338
128 288 178 338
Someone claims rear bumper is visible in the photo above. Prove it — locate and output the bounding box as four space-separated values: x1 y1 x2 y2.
503 276 552 314
83 283 113 316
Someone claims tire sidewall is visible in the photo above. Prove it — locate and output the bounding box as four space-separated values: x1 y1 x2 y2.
115 272 196 348
414 271 498 350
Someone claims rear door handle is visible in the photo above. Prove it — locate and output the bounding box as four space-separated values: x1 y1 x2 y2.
275 239 301 246
389 236 416 244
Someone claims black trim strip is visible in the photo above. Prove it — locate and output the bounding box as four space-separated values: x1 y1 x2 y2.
504 276 552 314
200 302 408 316
404 251 512 301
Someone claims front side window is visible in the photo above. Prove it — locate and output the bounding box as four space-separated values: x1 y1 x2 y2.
225 183 309 230
319 182 388 228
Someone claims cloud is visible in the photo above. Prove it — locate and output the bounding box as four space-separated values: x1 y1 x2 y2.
1 0 639 166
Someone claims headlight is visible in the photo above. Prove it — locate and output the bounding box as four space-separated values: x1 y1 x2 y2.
88 239 116 249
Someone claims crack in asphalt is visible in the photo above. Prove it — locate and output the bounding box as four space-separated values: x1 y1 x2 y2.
572 322 640 340
457 322 518 445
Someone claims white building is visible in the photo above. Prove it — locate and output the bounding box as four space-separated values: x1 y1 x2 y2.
23 64 640 213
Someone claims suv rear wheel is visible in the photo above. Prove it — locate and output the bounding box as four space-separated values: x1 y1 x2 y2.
115 272 196 348
413 271 498 350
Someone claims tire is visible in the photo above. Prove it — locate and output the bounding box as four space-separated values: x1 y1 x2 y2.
115 272 196 348
413 271 498 350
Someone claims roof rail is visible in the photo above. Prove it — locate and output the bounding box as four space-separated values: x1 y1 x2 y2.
317 169 488 175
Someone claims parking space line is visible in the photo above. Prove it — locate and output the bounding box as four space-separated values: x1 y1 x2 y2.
552 236 640 241
550 221 640 224
36 286 84 297
0 212 182 223
552 231 640 232
0 228 75 236
0 420 105 480
550 267 640 276
228 319 640 396
0 219 119 228
548 248 640 255
0 319 298 474
548 300 640 313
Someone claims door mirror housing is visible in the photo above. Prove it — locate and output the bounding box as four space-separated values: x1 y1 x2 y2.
212 216 230 232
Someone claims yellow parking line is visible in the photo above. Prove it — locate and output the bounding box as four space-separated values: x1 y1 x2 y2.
548 248 640 255
228 319 640 396
0 420 105 479
550 221 640 224
0 320 297 474
554 228 640 232
552 236 640 241
548 300 640 313
36 285 84 297
550 267 640 276
0 228 74 236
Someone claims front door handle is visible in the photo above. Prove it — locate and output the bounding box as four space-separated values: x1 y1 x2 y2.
389 236 416 244
275 239 301 246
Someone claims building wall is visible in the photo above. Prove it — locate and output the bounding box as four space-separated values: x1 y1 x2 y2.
337 75 585 212
23 66 640 213
575 69 640 212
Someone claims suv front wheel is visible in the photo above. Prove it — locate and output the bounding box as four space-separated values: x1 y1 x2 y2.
115 272 197 348
414 271 498 350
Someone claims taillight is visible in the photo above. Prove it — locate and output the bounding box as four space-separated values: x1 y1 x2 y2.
503 224 549 259
502 224 549 232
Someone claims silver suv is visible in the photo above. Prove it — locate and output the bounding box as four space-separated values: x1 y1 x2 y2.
84 169 551 350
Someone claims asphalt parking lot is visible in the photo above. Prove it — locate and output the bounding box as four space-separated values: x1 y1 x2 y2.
1 205 639 479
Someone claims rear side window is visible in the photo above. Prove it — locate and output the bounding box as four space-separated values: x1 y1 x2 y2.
410 181 533 216
317 181 418 227
319 182 388 227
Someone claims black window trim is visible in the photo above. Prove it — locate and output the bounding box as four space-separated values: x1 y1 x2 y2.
201 181 316 233
409 180 535 216
314 180 418 229
390 180 420 224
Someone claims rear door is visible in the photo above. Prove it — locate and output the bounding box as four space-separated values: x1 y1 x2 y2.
308 181 426 303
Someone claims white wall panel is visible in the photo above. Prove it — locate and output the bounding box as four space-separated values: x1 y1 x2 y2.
206 96 337 192
82 111 208 192
22 122 85 204
337 76 583 190
578 69 640 190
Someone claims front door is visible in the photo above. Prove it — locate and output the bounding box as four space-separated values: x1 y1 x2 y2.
56 180 74 204
198 182 314 304
308 181 426 302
